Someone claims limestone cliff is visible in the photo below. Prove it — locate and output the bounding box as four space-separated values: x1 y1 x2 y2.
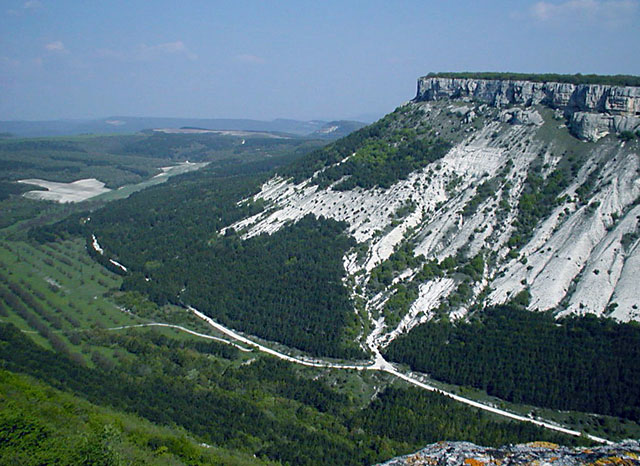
223 73 640 359
416 76 640 141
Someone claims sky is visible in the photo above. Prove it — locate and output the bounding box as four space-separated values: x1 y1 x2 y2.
1 0 639 122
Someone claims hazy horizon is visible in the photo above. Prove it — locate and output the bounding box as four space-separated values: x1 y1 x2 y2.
2 0 639 121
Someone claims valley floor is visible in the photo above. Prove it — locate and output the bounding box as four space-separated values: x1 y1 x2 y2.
184 305 610 444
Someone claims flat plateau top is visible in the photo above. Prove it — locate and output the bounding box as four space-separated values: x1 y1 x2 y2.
423 72 640 87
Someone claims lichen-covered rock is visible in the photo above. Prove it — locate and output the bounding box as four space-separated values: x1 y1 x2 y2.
376 440 640 466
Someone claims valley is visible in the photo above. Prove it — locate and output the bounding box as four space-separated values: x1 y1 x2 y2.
1 74 639 465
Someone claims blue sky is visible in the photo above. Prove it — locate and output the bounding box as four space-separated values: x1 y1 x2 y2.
1 0 639 121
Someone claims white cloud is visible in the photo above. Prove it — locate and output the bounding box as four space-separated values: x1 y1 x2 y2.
23 0 43 9
235 54 266 64
529 0 638 23
97 41 197 62
45 41 68 54
0 56 21 67
140 41 198 60
7 0 42 16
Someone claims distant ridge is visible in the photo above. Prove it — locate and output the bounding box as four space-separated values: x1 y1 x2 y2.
0 116 365 138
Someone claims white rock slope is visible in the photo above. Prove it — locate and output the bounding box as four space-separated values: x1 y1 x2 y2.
225 85 640 349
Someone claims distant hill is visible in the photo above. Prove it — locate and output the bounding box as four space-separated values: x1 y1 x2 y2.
0 116 365 138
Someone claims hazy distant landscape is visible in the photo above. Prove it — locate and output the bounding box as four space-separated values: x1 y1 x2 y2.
0 116 368 139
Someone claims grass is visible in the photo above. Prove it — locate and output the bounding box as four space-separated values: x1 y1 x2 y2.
0 235 257 367
0 368 273 465
0 238 140 359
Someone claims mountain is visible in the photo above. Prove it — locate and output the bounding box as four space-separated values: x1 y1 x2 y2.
0 116 366 138
211 74 640 416
228 74 640 327
64 73 640 425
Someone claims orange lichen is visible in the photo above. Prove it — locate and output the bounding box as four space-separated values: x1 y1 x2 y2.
589 456 637 465
464 458 486 466
405 453 437 465
526 441 560 449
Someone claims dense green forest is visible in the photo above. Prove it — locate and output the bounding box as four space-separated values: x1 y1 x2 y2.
350 387 579 448
279 105 451 189
37 164 362 357
424 72 640 86
180 215 360 357
384 306 640 420
120 131 321 162
13 131 364 358
0 323 584 465
0 180 44 201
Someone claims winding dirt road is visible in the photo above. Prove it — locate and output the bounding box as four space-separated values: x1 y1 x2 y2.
183 307 611 444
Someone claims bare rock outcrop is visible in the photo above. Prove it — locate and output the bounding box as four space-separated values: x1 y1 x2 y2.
416 76 640 141
377 440 640 466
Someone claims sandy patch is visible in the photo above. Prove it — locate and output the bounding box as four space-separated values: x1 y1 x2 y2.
153 128 287 138
18 178 111 203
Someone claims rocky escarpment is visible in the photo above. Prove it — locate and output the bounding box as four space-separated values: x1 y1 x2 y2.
225 78 640 365
416 76 640 141
377 440 640 465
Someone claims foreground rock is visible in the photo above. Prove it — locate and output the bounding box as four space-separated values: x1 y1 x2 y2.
377 440 640 465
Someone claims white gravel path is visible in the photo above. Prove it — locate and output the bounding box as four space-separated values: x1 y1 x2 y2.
187 306 611 444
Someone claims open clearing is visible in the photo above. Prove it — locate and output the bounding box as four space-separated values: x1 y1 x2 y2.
93 161 208 201
153 128 288 138
18 178 110 203
17 162 207 204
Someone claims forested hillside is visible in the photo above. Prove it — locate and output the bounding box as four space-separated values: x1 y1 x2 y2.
44 167 362 357
385 306 640 420
0 323 584 465
279 105 453 189
0 369 270 465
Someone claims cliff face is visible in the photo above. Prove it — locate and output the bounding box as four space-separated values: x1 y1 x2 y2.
224 76 640 355
416 76 640 141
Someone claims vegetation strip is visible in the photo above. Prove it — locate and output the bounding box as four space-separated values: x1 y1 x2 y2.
423 72 640 86
105 322 253 352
